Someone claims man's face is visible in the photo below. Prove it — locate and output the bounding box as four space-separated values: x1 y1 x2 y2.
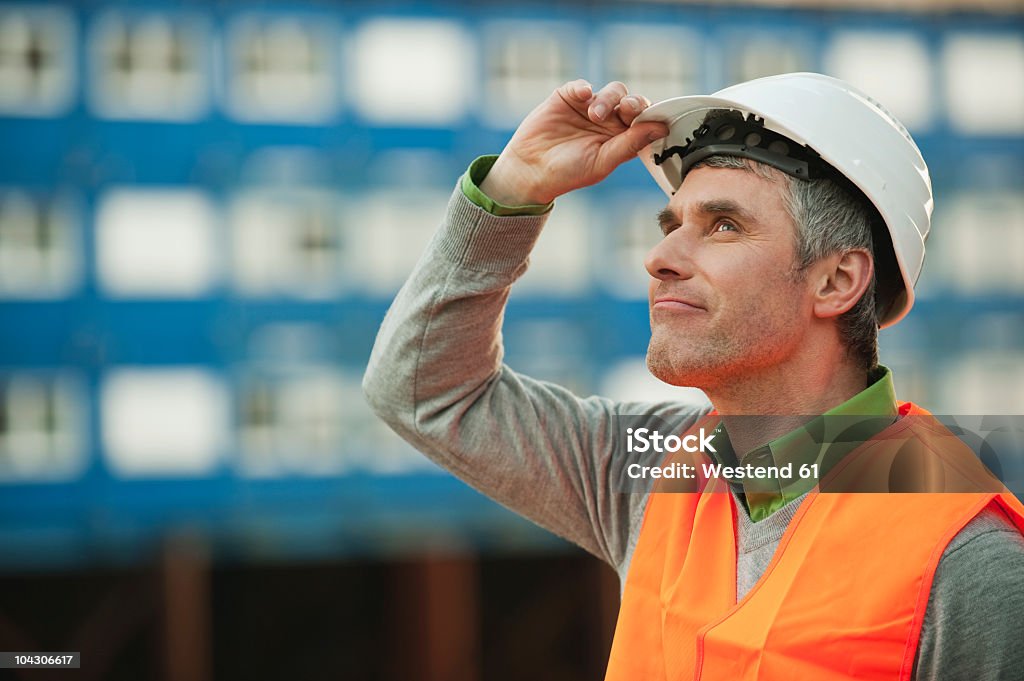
645 165 813 390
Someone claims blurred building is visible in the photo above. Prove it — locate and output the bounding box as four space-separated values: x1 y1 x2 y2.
0 1 1021 679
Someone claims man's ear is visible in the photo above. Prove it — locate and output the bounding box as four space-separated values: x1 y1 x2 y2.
811 248 873 320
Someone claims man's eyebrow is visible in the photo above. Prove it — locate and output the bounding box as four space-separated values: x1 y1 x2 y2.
696 198 755 223
657 208 677 234
657 200 756 235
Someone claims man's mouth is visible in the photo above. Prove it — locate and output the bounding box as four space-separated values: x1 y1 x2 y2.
653 296 705 312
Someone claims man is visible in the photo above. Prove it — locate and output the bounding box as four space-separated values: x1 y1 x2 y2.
363 73 1024 679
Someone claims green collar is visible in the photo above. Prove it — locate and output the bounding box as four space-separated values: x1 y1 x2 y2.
711 365 898 522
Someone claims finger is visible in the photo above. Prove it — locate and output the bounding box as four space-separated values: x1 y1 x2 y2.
617 93 657 126
588 81 628 123
616 95 647 126
558 79 593 104
594 122 670 176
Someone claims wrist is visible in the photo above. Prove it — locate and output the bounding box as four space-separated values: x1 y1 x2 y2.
480 154 553 206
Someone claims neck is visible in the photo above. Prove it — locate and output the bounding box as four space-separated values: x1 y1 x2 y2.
705 343 867 455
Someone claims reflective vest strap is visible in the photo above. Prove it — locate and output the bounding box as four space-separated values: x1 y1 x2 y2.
662 487 736 676
992 492 1024 535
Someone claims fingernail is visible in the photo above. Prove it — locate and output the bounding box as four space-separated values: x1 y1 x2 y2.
593 103 608 119
624 97 639 112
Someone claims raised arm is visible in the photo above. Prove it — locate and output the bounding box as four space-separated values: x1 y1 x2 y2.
362 82 701 569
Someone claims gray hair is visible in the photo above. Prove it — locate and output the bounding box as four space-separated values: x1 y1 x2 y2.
691 154 879 371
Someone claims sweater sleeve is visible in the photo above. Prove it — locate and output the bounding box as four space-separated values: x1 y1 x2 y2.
362 182 710 569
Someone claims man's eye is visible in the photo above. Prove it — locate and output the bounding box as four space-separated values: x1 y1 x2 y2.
715 221 738 233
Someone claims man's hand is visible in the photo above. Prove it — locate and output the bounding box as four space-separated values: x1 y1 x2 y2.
480 80 670 206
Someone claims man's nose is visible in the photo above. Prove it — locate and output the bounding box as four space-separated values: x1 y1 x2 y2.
644 232 695 281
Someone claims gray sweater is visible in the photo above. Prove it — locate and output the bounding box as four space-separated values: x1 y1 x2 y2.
363 185 1024 680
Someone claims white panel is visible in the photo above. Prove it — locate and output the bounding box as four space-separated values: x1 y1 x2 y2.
237 367 434 476
727 34 810 86
944 34 1024 134
941 352 1024 414
89 11 209 121
825 31 933 131
97 188 219 297
601 357 710 406
102 368 229 476
942 192 1024 294
353 189 450 295
0 374 86 482
602 24 701 103
511 195 590 296
230 188 347 298
0 5 76 116
482 21 579 128
237 370 350 476
0 190 80 298
350 19 471 126
224 15 339 123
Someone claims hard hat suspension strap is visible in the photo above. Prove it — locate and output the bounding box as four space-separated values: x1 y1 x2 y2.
653 110 828 183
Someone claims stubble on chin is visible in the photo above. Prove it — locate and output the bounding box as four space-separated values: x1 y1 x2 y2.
646 342 688 387
645 326 733 389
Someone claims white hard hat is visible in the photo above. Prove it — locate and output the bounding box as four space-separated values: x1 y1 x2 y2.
635 72 932 328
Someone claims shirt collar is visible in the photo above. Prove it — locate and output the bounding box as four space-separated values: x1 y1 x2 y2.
711 365 898 522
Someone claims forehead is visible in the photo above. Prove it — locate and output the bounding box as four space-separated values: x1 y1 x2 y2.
666 165 792 225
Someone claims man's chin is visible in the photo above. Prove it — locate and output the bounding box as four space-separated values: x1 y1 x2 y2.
645 350 706 389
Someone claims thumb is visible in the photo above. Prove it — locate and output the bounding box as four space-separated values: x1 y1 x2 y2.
596 123 669 176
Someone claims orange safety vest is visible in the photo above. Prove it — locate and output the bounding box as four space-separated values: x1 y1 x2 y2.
605 402 1024 681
